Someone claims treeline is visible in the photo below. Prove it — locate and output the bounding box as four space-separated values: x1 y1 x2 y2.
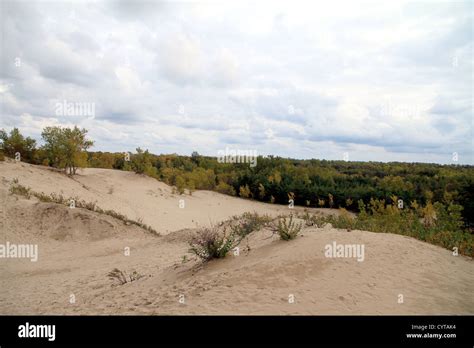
0 126 92 175
86 148 474 228
1 127 473 227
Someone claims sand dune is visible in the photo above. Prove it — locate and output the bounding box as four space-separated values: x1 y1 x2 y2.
0 160 473 315
0 161 322 234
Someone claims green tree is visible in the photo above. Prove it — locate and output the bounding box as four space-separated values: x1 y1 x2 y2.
41 126 93 175
0 128 37 162
131 148 156 176
175 176 186 195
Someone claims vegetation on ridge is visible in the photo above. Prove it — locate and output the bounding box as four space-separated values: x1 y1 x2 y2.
2 126 473 256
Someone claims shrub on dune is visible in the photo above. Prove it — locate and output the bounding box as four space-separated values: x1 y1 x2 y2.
230 212 271 237
276 214 302 241
9 183 31 198
189 226 239 261
107 268 144 286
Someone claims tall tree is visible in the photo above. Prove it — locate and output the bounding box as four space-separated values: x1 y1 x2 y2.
0 128 37 162
41 126 93 175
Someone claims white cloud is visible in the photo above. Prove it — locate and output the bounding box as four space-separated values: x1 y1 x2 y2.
158 33 204 84
0 0 472 164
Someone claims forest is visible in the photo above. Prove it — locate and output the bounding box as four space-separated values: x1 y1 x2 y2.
87 149 474 228
1 127 473 225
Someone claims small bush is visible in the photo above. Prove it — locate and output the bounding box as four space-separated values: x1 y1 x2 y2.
330 208 356 229
9 183 31 198
300 210 316 227
230 212 271 237
215 181 236 196
239 185 252 198
175 176 186 195
189 226 239 261
276 214 302 241
345 198 353 208
107 268 143 286
107 268 127 285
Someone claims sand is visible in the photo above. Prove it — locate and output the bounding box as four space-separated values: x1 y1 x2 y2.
0 160 473 315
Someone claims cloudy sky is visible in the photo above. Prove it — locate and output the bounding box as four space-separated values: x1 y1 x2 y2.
1 0 472 164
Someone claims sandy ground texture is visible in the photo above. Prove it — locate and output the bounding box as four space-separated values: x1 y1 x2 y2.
0 160 473 315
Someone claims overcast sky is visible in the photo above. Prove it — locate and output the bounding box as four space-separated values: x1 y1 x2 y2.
1 0 472 164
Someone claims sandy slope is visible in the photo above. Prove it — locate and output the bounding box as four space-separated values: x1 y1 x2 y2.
0 161 325 234
0 160 473 315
